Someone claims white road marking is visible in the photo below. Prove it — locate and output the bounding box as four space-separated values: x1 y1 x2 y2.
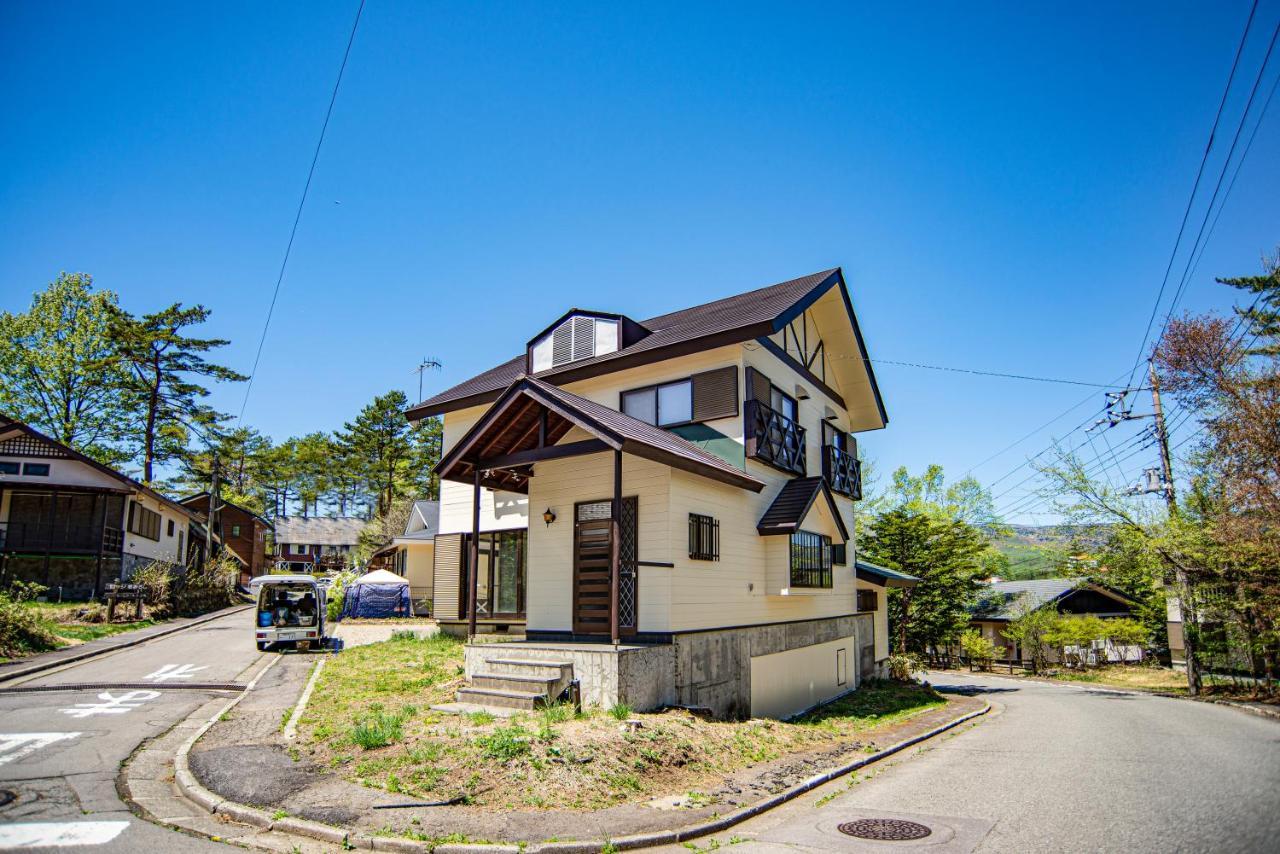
0 821 129 848
143 663 209 683
59 690 160 718
0 732 81 766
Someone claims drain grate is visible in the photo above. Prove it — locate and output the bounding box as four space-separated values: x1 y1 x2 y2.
0 789 16 808
838 818 932 841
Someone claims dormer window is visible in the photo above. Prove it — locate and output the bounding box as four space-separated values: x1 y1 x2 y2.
528 311 631 372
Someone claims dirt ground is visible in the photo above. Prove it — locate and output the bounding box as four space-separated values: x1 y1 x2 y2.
190 641 983 846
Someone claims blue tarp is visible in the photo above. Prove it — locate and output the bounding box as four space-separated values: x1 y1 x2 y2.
339 583 411 620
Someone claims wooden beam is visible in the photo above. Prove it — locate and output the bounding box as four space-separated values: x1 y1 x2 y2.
468 470 481 640
480 438 609 470
610 449 621 646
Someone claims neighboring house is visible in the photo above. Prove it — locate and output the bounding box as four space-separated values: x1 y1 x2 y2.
178 492 274 586
0 415 206 599
370 500 438 612
408 268 914 719
272 516 366 573
969 578 1141 664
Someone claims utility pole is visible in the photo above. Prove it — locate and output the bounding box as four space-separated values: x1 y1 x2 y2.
1148 361 1176 513
205 457 220 567
1149 359 1202 696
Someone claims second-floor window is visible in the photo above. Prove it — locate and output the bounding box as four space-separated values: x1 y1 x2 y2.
128 503 161 541
746 367 806 476
620 366 738 428
622 379 691 427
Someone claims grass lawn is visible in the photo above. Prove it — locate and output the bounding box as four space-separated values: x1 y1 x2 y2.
298 633 946 811
1046 664 1189 694
23 601 160 645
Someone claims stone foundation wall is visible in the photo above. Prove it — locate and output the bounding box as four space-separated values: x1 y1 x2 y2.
463 642 676 711
464 613 874 720
673 614 874 719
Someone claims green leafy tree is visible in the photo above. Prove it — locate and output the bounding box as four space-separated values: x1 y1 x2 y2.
180 426 272 513
107 303 246 484
293 432 335 517
1090 527 1166 652
1000 603 1058 673
258 439 300 518
0 273 132 463
863 508 987 658
338 391 417 517
960 629 1004 670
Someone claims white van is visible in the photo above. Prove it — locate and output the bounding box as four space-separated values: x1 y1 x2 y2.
252 574 327 651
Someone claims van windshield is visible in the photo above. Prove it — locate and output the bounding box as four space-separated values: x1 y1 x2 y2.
258 585 319 627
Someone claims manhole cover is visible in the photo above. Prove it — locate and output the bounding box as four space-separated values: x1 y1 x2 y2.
0 789 16 808
838 818 932 841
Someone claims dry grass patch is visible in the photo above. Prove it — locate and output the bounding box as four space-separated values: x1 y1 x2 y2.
297 634 946 811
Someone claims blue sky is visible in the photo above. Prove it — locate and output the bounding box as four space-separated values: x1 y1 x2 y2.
2 1 1277 522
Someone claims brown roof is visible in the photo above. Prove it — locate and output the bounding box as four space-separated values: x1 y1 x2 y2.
407 268 884 420
435 376 765 493
756 477 849 540
0 414 203 520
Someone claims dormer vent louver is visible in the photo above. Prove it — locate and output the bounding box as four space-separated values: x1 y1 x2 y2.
529 312 621 372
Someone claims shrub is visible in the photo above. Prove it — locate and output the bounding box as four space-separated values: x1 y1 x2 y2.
608 702 633 721
887 652 924 682
130 561 175 609
475 724 532 760
960 630 1004 670
0 583 61 658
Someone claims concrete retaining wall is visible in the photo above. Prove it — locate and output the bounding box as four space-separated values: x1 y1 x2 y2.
464 642 677 711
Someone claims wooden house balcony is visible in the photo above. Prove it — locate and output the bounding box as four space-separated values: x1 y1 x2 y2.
745 398 807 477
822 444 862 500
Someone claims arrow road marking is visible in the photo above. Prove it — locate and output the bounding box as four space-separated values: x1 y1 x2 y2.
59 690 160 718
0 732 81 766
144 663 210 683
0 821 129 847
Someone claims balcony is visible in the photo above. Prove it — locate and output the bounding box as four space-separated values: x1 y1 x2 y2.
0 520 123 553
745 398 806 477
822 444 863 500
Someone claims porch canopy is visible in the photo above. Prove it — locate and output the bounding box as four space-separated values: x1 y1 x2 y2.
434 375 764 641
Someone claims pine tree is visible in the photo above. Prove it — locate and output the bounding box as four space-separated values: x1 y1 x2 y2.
107 303 246 484
337 390 415 517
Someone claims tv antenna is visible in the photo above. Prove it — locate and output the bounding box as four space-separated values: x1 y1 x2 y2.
413 358 442 402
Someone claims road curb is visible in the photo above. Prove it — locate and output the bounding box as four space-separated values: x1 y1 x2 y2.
0 603 253 684
170 691 990 853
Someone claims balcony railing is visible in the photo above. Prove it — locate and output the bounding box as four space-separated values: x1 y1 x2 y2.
0 520 122 553
745 399 806 477
822 444 863 500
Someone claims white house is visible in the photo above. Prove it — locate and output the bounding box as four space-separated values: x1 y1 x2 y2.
0 415 206 599
407 268 916 719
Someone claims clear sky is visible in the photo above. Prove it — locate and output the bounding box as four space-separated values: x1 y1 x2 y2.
2 1 1277 522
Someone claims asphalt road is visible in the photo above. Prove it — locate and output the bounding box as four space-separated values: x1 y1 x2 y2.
684 670 1280 854
0 609 262 852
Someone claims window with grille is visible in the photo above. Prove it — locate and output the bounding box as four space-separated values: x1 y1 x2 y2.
688 513 719 561
790 530 832 588
857 588 878 612
127 502 161 541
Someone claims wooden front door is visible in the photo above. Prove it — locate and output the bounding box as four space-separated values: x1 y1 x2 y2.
573 497 638 636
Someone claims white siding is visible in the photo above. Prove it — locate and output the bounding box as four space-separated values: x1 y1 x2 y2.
526 446 671 632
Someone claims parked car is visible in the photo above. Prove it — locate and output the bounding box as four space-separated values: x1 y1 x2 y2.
251 574 327 652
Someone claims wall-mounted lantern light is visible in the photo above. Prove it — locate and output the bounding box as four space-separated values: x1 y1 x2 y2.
542 507 557 527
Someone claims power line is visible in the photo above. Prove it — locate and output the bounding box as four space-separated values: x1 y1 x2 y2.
851 357 1125 388
1153 16 1280 351
1126 0 1261 388
1173 60 1280 325
237 0 367 423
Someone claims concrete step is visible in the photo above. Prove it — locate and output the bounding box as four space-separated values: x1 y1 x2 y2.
455 686 546 710
471 671 559 695
482 657 574 680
